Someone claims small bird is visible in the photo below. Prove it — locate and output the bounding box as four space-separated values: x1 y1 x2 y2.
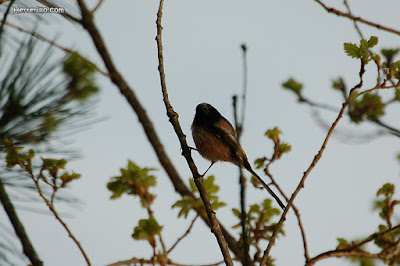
191 103 285 210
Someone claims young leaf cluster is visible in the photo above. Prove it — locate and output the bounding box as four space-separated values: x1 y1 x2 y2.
265 127 291 160
232 199 282 263
348 93 385 123
132 216 163 247
344 36 379 65
107 160 156 207
2 140 80 188
172 176 226 218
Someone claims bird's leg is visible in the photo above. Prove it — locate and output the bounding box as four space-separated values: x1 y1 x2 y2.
200 162 215 177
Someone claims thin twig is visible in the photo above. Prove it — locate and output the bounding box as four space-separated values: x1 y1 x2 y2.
260 61 366 266
167 215 199 254
343 0 364 39
263 162 310 261
231 43 252 266
297 89 400 138
31 175 91 265
314 0 400 36
91 0 105 14
154 1 233 265
233 96 251 266
240 43 248 127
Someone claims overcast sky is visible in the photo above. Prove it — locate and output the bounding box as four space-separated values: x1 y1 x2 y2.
2 0 400 265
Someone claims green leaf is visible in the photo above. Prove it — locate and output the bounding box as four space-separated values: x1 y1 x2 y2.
344 43 360 59
172 196 195 218
265 127 282 139
60 172 81 186
282 78 303 95
381 48 399 64
336 238 349 249
367 36 378 48
377 183 394 198
277 143 291 154
360 39 371 64
254 157 266 169
132 216 163 241
393 61 400 80
332 77 345 91
41 158 67 171
232 208 241 218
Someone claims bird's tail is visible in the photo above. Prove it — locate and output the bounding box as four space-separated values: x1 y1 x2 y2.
244 163 286 210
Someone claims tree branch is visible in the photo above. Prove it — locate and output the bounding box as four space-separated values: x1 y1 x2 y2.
314 0 400 36
91 0 105 14
306 224 400 265
231 42 252 266
0 178 43 266
155 1 233 265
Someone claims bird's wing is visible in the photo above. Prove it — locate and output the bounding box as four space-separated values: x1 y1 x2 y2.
211 117 246 163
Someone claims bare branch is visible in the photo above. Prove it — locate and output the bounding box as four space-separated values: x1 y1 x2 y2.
91 0 105 14
231 42 252 266
0 179 43 266
343 0 364 39
306 224 400 265
314 0 400 36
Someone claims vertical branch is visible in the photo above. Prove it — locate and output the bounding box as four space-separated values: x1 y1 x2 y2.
240 43 248 126
260 62 365 266
0 179 43 266
232 43 251 266
155 1 233 265
233 96 251 266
